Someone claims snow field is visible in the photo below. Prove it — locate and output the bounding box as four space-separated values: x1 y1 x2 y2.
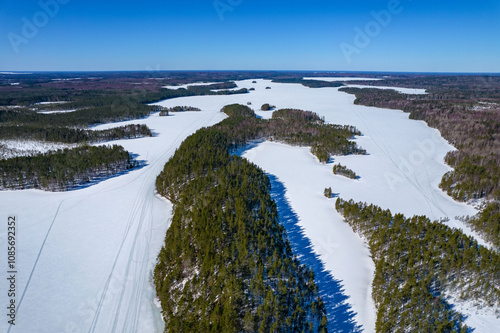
0 78 496 332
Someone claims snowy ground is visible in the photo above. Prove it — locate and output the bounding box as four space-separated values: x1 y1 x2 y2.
161 81 220 89
36 109 78 114
0 78 496 332
33 101 69 105
345 84 428 95
304 77 382 81
304 76 427 94
0 109 226 333
0 140 78 159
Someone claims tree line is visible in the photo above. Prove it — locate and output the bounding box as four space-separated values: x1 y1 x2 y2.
335 198 500 333
0 145 138 191
340 79 500 250
214 104 365 163
332 163 357 179
0 124 151 144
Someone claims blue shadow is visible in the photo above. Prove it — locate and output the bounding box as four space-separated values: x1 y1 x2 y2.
268 174 363 333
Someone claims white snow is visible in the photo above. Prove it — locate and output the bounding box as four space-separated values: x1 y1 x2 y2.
0 78 496 333
446 293 500 332
157 79 495 331
0 109 226 333
210 87 243 92
304 77 383 81
346 84 428 95
51 78 81 81
34 101 68 105
37 109 78 114
303 77 427 94
0 140 78 159
242 143 376 332
162 81 220 89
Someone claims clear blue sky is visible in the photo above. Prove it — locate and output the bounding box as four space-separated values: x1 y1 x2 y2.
1 0 499 72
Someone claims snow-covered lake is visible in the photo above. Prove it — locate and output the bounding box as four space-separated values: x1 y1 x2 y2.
0 79 495 333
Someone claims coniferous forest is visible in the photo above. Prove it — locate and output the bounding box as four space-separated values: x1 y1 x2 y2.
214 104 365 163
154 106 341 332
332 163 358 179
335 198 500 333
340 76 500 250
0 145 138 191
0 123 151 144
2 72 499 332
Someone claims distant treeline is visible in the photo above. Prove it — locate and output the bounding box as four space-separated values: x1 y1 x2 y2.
0 83 247 128
339 85 500 202
154 106 329 332
336 198 500 333
0 145 138 191
158 106 201 116
272 78 344 88
166 106 201 112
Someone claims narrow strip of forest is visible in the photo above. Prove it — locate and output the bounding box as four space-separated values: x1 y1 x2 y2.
0 145 139 191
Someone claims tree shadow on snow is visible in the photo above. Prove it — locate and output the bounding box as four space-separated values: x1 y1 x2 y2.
268 174 363 333
66 156 147 191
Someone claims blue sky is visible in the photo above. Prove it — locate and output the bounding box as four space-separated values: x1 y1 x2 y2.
0 0 499 72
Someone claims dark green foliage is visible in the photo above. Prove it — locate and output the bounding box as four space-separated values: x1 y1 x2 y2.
154 112 328 332
0 82 247 129
271 78 344 88
332 163 357 179
271 109 365 162
440 154 500 202
167 105 201 112
0 145 137 191
339 84 500 202
221 104 256 118
261 103 273 111
324 187 332 198
335 198 500 332
159 106 201 117
464 202 500 249
215 104 365 163
0 124 152 144
340 78 500 248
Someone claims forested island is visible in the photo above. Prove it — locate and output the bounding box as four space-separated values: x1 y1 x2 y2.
332 163 357 179
214 105 365 163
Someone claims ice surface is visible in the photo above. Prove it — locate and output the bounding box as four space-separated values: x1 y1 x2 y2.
0 79 496 333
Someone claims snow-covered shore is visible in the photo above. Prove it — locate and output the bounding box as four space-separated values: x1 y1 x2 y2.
0 109 227 333
0 78 495 332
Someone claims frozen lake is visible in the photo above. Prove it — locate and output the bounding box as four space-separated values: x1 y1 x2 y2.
0 79 492 333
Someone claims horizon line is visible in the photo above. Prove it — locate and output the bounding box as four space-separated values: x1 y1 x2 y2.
2 70 500 75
